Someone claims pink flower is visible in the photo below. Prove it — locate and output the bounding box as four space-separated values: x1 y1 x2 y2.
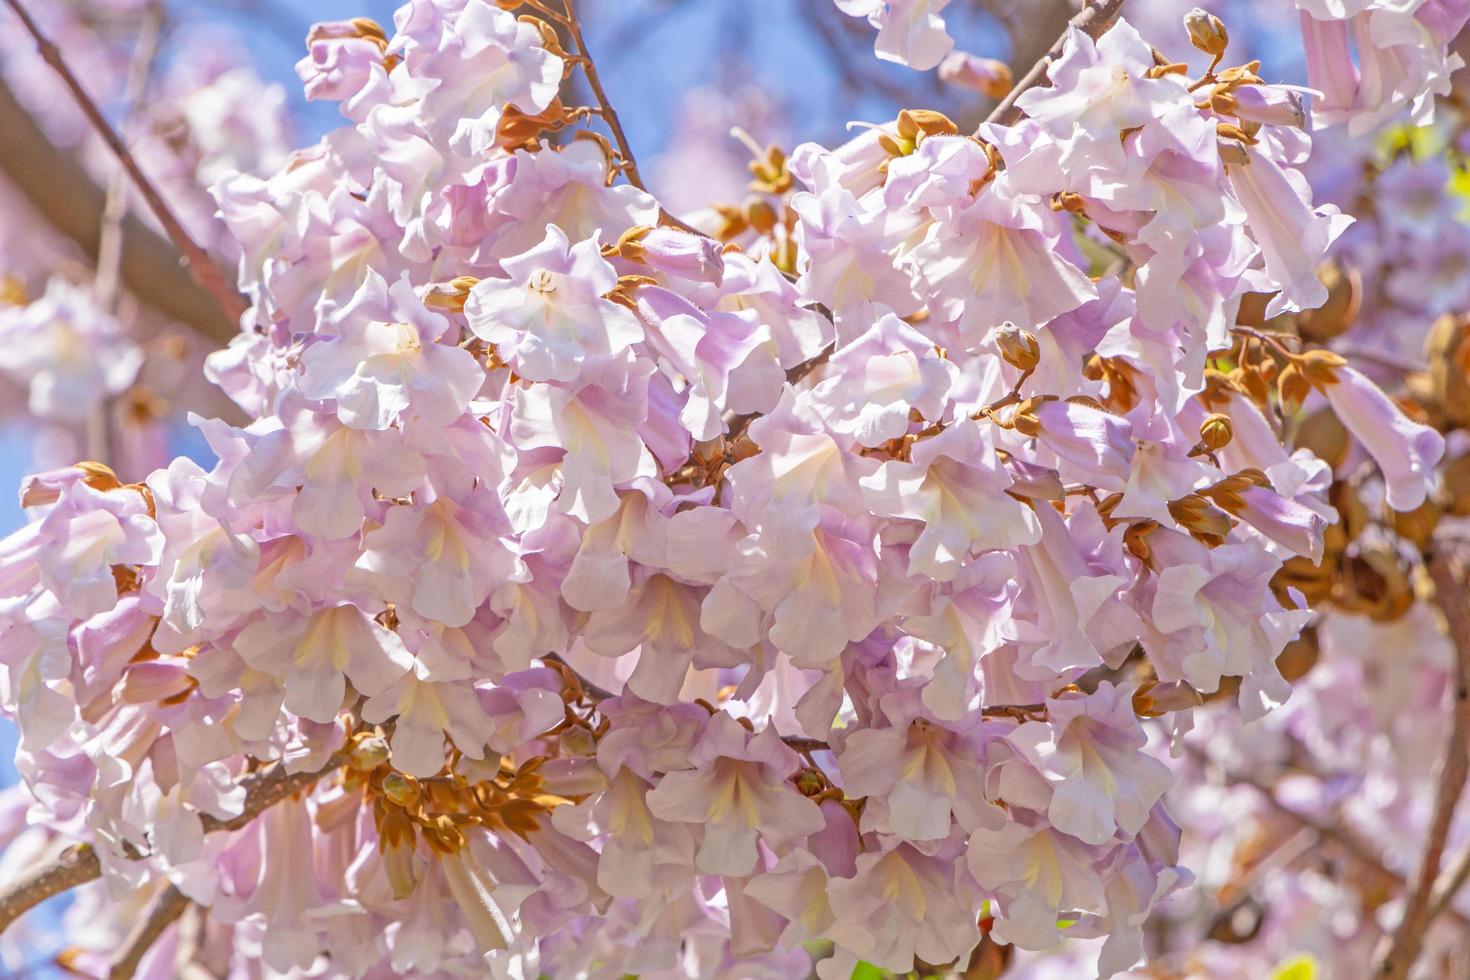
861 420 1040 582
232 604 412 722
465 225 644 382
645 713 824 876
937 51 1011 97
299 272 484 429
834 0 955 71
355 493 514 627
414 0 561 157
909 175 1096 339
1321 364 1445 511
1005 683 1173 845
836 692 1002 840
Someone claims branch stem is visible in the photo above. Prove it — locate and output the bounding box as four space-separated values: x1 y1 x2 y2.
983 0 1128 129
2 0 245 329
0 750 348 938
1373 546 1470 979
560 0 644 192
109 884 190 980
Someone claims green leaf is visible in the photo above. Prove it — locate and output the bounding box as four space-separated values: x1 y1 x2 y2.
850 963 885 980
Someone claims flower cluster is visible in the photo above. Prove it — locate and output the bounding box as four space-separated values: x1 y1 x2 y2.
0 2 1460 978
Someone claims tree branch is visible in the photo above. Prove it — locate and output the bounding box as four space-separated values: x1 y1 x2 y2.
108 884 190 980
2 0 245 332
1427 841 1470 929
0 77 238 344
0 842 101 936
983 0 1127 128
1374 545 1470 979
0 750 349 939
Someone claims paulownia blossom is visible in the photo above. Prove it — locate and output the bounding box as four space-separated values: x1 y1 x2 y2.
0 0 1461 978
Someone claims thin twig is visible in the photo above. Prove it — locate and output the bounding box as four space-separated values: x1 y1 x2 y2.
95 4 164 313
108 884 189 980
1374 545 1470 979
0 750 349 938
1331 343 1429 376
89 3 164 467
1192 745 1470 933
542 653 1045 754
560 0 644 191
173 903 220 980
982 0 1128 129
1427 842 1470 927
2 0 245 329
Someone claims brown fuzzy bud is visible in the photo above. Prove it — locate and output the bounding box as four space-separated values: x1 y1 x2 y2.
1296 262 1361 342
1426 313 1470 427
1168 493 1234 543
1184 8 1230 57
995 322 1041 372
1443 453 1470 517
381 772 422 808
1294 348 1348 389
743 196 780 235
1334 544 1415 622
1275 361 1311 414
1388 497 1441 551
1199 413 1234 451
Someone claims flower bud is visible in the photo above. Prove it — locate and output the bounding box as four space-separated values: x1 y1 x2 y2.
1295 348 1348 389
1199 413 1234 451
938 52 1013 99
1444 453 1470 516
1133 680 1204 718
1388 497 1441 552
617 226 726 285
1167 493 1234 542
743 196 779 235
1426 313 1470 427
1275 361 1311 414
1184 8 1229 58
1295 262 1360 342
995 322 1040 372
1276 629 1319 683
1293 406 1349 467
1223 84 1307 129
795 768 826 797
559 724 598 757
423 276 480 313
382 771 421 808
350 733 392 771
1334 544 1415 622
